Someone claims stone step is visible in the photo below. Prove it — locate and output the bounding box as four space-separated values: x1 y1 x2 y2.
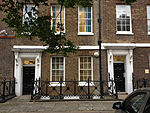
118 92 128 100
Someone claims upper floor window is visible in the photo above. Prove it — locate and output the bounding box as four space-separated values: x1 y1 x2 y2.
116 5 133 35
79 56 93 85
51 5 65 33
23 4 37 25
78 7 93 35
50 57 65 82
147 6 150 34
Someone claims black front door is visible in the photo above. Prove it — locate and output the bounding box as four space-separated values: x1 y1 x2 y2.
114 63 125 92
23 67 35 95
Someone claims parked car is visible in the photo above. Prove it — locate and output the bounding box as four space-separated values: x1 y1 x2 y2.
112 88 150 113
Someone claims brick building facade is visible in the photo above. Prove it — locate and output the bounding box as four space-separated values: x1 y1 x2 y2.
0 0 150 96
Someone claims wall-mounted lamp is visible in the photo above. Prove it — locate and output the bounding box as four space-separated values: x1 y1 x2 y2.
94 52 99 57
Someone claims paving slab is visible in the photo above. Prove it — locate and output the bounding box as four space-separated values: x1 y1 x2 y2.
0 96 117 113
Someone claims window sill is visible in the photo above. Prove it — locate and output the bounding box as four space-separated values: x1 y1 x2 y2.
78 82 94 86
78 32 94 36
49 82 66 87
54 32 65 35
116 32 134 35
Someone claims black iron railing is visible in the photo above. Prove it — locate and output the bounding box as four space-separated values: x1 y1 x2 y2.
31 78 118 101
0 78 15 103
133 77 150 90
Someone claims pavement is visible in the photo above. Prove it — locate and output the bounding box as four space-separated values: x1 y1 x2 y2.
0 95 119 113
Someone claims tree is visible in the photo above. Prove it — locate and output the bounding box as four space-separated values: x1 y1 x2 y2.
0 0 92 55
0 0 136 55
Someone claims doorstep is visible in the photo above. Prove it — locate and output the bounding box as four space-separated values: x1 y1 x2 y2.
118 92 128 100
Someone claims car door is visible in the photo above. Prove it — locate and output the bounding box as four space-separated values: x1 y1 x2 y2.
122 92 148 113
143 92 150 113
115 92 148 113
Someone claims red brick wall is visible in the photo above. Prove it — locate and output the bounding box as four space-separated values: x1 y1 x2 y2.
102 0 150 43
133 48 150 79
41 50 107 81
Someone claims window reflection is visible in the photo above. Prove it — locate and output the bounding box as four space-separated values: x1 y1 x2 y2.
51 6 65 33
116 5 131 32
79 7 92 32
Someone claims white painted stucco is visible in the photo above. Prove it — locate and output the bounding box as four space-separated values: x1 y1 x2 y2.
13 50 42 96
107 49 133 94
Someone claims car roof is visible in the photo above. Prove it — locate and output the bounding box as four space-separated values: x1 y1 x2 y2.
135 88 150 92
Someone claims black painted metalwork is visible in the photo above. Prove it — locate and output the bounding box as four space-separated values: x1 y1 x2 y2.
98 0 104 98
0 78 15 103
31 78 119 101
133 77 150 90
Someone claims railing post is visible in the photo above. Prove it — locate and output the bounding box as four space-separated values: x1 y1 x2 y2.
35 79 37 94
115 79 118 99
46 78 48 96
74 79 76 96
88 78 90 99
38 78 41 95
60 78 63 99
132 73 135 91
30 78 34 101
100 80 103 98
13 78 15 95
9 79 11 95
111 80 114 95
136 80 139 89
143 78 147 88
2 78 6 101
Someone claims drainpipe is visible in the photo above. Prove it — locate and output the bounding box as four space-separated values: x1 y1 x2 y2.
98 0 103 98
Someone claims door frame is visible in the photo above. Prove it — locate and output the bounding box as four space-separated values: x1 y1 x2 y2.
14 52 42 96
107 49 133 94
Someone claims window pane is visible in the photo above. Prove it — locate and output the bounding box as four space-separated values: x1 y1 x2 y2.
80 76 84 81
79 57 92 81
88 7 91 13
147 6 150 33
80 64 84 69
79 7 92 32
87 26 91 32
52 5 65 33
148 20 150 32
51 57 64 81
52 76 55 81
116 5 131 32
87 20 91 26
80 70 84 75
23 5 37 24
84 76 87 80
127 26 130 31
117 26 121 31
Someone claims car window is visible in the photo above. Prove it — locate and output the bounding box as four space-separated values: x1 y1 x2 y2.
123 92 146 113
144 96 150 113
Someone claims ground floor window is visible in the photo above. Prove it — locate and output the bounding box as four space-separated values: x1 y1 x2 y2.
51 57 65 81
79 56 93 81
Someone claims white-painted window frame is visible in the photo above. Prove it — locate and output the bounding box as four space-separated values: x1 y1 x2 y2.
50 56 65 86
78 56 94 86
51 5 65 34
116 5 133 35
78 6 94 36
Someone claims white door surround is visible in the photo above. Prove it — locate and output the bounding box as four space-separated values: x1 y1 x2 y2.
107 49 133 94
13 46 43 96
